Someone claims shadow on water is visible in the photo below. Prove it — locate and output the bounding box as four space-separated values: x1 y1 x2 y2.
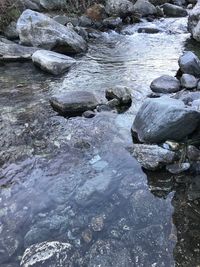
1 17 200 266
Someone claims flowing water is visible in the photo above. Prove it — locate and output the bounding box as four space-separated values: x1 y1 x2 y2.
0 17 199 266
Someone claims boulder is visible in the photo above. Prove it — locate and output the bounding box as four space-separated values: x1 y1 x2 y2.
175 91 200 105
106 0 135 18
132 96 200 143
39 0 66 10
0 41 38 61
50 91 99 116
17 10 87 55
162 3 187 17
105 86 132 104
4 22 19 40
103 17 122 29
166 162 190 174
133 0 157 17
32 50 76 75
129 144 176 170
178 52 200 77
180 74 198 89
188 1 200 42
150 75 181 93
86 3 107 21
20 0 41 11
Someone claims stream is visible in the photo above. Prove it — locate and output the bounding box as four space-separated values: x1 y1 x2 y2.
0 17 199 266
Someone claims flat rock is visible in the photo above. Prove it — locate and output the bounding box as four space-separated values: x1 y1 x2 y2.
17 10 87 55
32 50 76 75
50 91 99 116
130 144 176 170
162 3 187 17
178 52 200 77
180 73 198 89
150 75 181 93
132 96 200 143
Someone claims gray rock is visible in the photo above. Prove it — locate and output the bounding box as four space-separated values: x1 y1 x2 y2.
133 0 157 17
82 110 96 118
197 80 200 90
130 144 176 170
175 91 200 105
132 96 200 143
187 145 200 161
103 17 122 29
96 104 113 112
17 10 87 55
178 52 200 77
180 74 198 89
105 86 132 104
20 0 41 11
4 22 19 40
20 241 77 267
150 75 181 93
50 91 99 116
138 26 161 33
0 41 38 61
107 99 120 108
39 0 66 10
166 162 190 174
162 3 187 17
106 0 135 18
32 50 76 75
188 1 200 42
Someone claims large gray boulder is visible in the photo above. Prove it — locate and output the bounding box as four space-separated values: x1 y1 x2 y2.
162 3 187 17
17 10 87 55
133 0 157 17
150 75 181 93
106 0 135 18
50 91 99 116
132 96 200 143
178 51 200 77
32 50 76 75
188 1 200 42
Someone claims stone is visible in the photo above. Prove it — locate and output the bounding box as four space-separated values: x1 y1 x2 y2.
20 0 41 11
103 17 122 29
192 99 200 110
178 52 200 77
96 104 113 112
50 91 99 116
175 91 200 105
86 3 107 21
162 3 187 17
150 75 181 93
20 241 77 267
90 215 104 231
82 110 96 118
106 0 135 18
107 99 120 108
188 1 200 42
105 86 132 104
187 145 200 161
32 50 76 75
129 144 176 170
82 229 93 243
180 74 198 89
17 10 87 55
166 162 190 174
4 22 19 40
0 41 38 61
39 0 66 10
138 26 161 33
133 0 157 17
132 96 200 143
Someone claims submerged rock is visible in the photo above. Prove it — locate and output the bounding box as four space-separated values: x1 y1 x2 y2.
150 75 181 93
32 50 76 75
129 144 176 170
180 74 198 89
50 91 99 116
132 96 200 143
17 10 87 55
178 52 200 77
162 3 187 17
105 86 132 104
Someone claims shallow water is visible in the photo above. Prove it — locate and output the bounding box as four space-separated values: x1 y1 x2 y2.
0 17 199 266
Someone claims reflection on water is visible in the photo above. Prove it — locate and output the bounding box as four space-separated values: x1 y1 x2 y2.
0 17 198 266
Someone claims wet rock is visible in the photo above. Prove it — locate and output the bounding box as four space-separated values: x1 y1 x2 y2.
180 74 198 89
132 96 200 143
4 22 19 40
82 110 96 118
74 27 89 41
188 1 200 42
166 162 190 174
96 104 113 112
0 41 38 61
107 99 120 108
129 144 176 170
138 26 161 33
86 3 107 21
79 15 94 28
103 17 122 29
175 91 200 105
50 91 99 116
32 50 76 75
105 86 132 104
20 241 78 267
90 215 104 231
106 0 135 18
17 10 87 55
133 0 157 17
178 52 200 77
187 3 193 9
150 75 181 93
162 3 187 17
187 145 200 161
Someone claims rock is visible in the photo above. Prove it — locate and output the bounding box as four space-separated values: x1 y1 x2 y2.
39 0 66 10
172 0 186 6
53 15 79 27
32 50 76 75
20 0 41 11
188 1 200 42
132 96 200 143
138 26 161 33
17 10 87 55
79 15 94 27
150 75 181 93
192 99 200 110
105 86 132 104
133 0 157 17
166 162 190 174
187 3 193 9
187 145 200 161
178 52 200 77
103 17 122 29
20 241 77 267
0 41 38 61
129 144 176 170
90 215 104 231
106 0 135 18
50 91 99 116
82 110 96 118
96 104 113 112
107 99 120 108
4 22 19 40
86 3 107 21
180 74 198 89
175 91 200 105
82 229 93 243
149 0 171 5
162 3 187 17
74 27 89 41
